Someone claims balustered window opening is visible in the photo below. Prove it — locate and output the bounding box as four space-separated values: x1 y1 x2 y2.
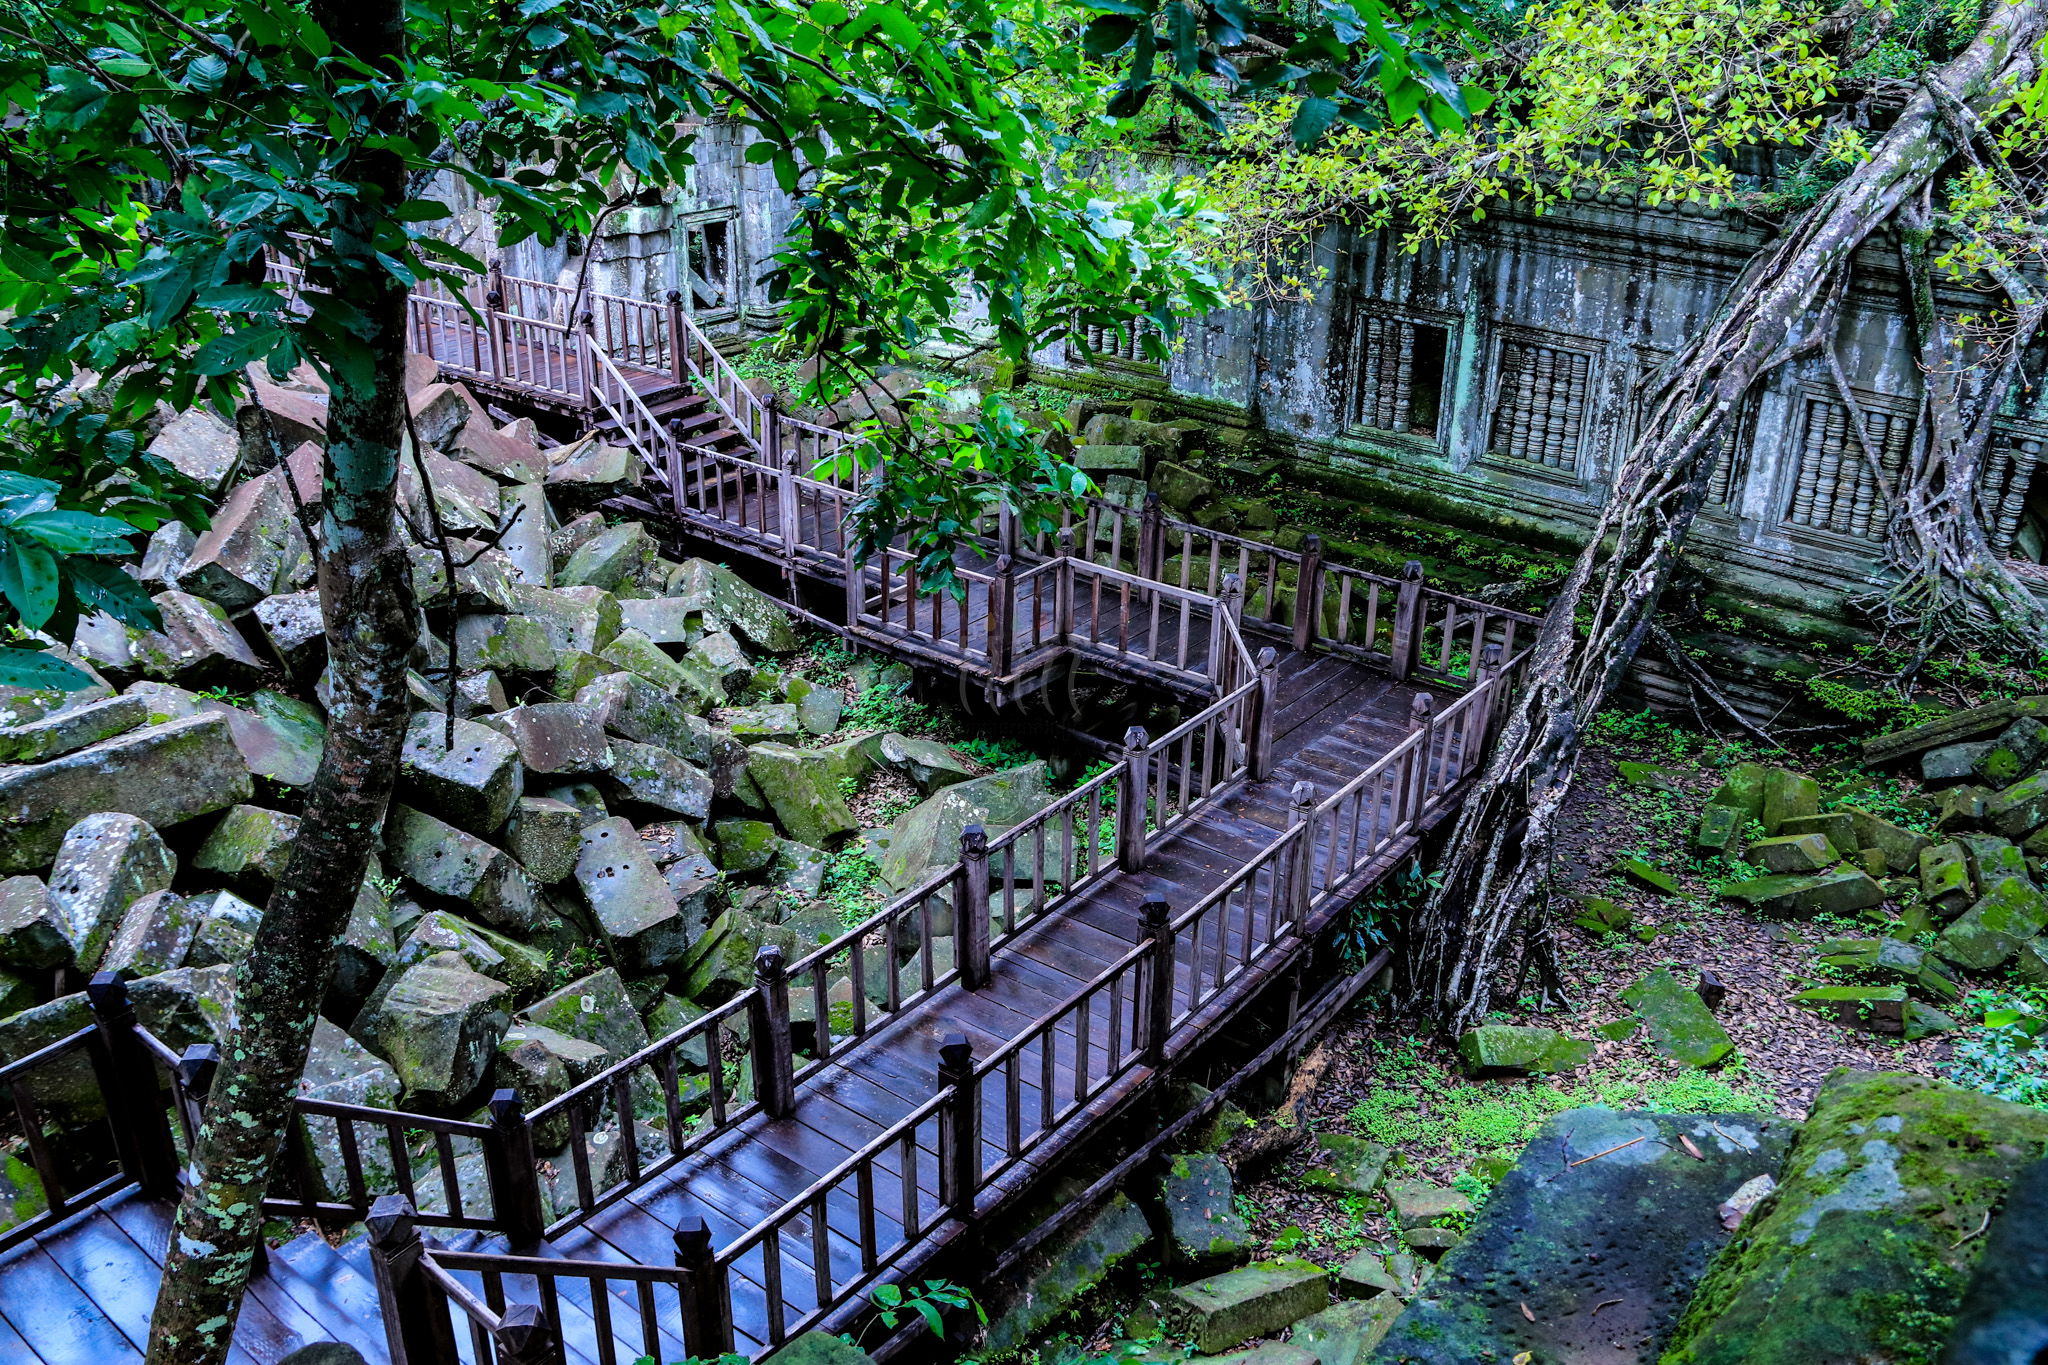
1782 390 1914 542
1986 424 2048 563
1068 315 1164 369
1488 334 1596 473
1347 314 1451 441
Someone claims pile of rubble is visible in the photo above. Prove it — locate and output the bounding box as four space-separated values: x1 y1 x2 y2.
0 362 1053 1229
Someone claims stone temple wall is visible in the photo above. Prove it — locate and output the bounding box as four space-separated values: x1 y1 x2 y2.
1029 190 2048 630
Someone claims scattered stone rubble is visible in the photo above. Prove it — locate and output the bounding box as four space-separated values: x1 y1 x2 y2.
0 362 1057 1234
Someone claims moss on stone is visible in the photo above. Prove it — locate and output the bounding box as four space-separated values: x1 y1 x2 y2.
1660 1070 2048 1365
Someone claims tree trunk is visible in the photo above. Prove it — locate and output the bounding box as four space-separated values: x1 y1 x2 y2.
146 1 417 1358
1405 0 2048 1034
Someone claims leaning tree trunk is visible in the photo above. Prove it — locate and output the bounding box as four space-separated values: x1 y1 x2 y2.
145 0 419 1358
1406 0 2048 1034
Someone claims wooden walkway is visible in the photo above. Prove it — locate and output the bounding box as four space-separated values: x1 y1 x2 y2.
0 267 1541 1365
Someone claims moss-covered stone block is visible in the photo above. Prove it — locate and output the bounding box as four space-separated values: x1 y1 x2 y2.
1662 1071 2048 1365
1573 894 1632 937
1161 1152 1251 1269
1988 769 2048 840
1694 805 1741 857
1743 833 1836 874
1792 985 1905 1035
1718 867 1885 921
1385 1179 1471 1230
1301 1133 1391 1196
1934 875 2048 971
1168 1259 1330 1353
1620 967 1733 1068
1845 808 1931 875
1293 1296 1401 1365
1619 857 1683 897
982 1193 1154 1354
1760 768 1819 835
1920 841 1974 916
1454 1025 1592 1077
1707 763 1768 821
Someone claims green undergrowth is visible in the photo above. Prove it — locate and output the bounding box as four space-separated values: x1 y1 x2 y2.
1342 1036 1770 1177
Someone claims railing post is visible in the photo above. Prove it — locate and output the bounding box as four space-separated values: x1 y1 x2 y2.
1293 534 1325 655
1055 529 1077 641
769 392 800 564
1211 573 1245 692
1118 726 1151 873
1138 490 1165 582
85 972 179 1198
1401 692 1436 824
367 1196 459 1365
579 310 597 407
1389 560 1426 682
1139 895 1175 1064
495 1303 562 1365
937 1035 980 1220
666 288 688 384
958 824 992 989
487 1089 546 1248
1468 642 1504 764
844 545 864 631
1251 646 1280 781
676 1216 736 1358
484 264 507 383
987 554 1015 678
1287 781 1318 931
749 945 796 1119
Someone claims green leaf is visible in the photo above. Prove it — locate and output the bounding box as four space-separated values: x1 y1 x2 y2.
1290 95 1341 148
67 559 162 630
1082 15 1140 55
12 509 140 555
0 536 61 629
0 647 94 691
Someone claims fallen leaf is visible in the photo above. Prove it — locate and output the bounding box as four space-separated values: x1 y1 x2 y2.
1520 1301 1536 1322
1680 1134 1704 1160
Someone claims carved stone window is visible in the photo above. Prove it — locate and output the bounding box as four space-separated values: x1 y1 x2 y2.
1068 317 1160 370
679 212 737 318
1489 334 1595 472
1986 422 2048 560
1783 389 1913 541
1349 315 1450 440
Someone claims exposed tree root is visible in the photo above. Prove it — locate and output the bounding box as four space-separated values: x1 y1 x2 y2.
1404 0 2048 1033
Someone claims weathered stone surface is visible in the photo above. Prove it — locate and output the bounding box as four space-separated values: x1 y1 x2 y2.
1663 1071 2048 1365
293 1017 401 1200
0 694 148 765
1168 1259 1329 1353
192 804 301 885
1572 894 1632 937
0 876 67 970
1454 1024 1593 1077
1844 808 1932 876
454 613 556 673
1694 804 1741 856
140 521 196 591
713 818 779 874
675 908 769 1005
1744 833 1837 873
504 583 622 656
603 628 697 698
559 522 655 592
1920 841 1974 916
495 482 553 588
544 436 640 508
521 967 650 1064
0 991 98 1118
1935 876 2048 970
981 1195 1155 1354
1922 740 1994 783
1072 442 1145 473
1301 1133 1391 1197
877 732 976 792
1865 699 2026 764
214 690 325 788
877 763 1054 890
397 715 522 834
98 890 198 978
575 817 687 972
790 680 843 736
1371 1107 1795 1365
46 813 176 969
1959 832 2029 887
127 590 266 686
1793 984 1907 1034
478 703 611 777
352 952 512 1111
1760 768 1819 835
669 559 799 654
1294 1296 1402 1365
146 405 239 494
186 889 260 968
748 744 859 847
384 804 540 932
577 671 695 752
1718 867 1886 920
644 821 719 880
252 591 326 678
1385 1179 1472 1231
1815 936 1957 1002
506 797 584 883
179 469 308 610
618 596 700 645
1707 763 1768 821
724 703 802 743
1161 1151 1251 1268
602 739 713 821
495 1022 608 1150
1619 967 1734 1068
1944 1155 2048 1365
1988 769 2048 840
395 910 548 992
685 631 754 700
